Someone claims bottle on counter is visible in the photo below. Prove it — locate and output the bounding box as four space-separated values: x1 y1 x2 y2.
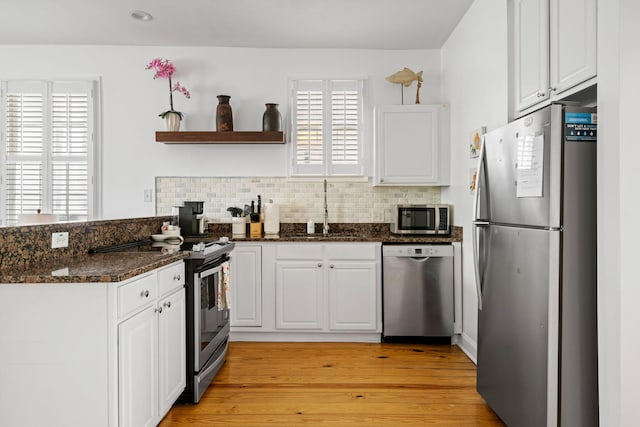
263 200 280 236
307 219 315 234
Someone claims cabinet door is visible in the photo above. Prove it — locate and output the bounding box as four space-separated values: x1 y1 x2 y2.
328 262 378 331
119 306 158 427
513 0 550 111
375 105 447 186
549 0 597 94
157 288 186 418
275 261 324 329
231 246 262 327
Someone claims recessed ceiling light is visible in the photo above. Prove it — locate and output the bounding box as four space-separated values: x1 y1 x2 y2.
130 10 153 22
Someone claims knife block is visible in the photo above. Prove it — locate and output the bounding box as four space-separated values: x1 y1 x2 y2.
249 221 262 238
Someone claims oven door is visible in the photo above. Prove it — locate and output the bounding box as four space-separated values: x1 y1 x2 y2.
193 257 230 371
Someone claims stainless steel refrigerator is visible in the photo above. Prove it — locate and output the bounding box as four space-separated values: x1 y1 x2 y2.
472 104 598 427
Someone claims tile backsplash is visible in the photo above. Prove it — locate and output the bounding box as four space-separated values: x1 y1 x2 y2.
156 177 441 223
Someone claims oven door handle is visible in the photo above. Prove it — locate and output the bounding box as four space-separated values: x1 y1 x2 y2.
193 266 222 369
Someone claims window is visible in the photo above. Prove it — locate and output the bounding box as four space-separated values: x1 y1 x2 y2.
0 80 98 226
290 78 365 176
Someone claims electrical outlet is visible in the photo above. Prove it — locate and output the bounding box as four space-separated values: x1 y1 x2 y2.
51 232 69 249
144 189 153 203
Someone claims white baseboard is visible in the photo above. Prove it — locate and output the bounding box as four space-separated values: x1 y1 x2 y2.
456 332 477 365
230 331 382 343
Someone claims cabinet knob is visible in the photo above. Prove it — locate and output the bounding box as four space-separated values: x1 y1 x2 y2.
173 274 181 281
317 263 323 268
141 290 150 298
330 264 335 268
549 87 557 93
536 92 546 98
155 306 163 314
164 301 172 308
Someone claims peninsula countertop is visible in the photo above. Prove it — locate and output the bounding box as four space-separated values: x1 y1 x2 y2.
0 251 187 284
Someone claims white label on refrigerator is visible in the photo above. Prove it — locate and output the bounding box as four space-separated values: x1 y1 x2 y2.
516 134 544 198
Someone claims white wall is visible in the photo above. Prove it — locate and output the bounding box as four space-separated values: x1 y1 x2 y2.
0 46 441 219
440 0 508 358
598 0 640 425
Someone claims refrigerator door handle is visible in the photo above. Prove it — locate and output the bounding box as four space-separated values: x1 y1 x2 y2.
472 221 488 310
472 136 487 222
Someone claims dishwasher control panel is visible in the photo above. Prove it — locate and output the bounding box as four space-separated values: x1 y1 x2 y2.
383 245 453 257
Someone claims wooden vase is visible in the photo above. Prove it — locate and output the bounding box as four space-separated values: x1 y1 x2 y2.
216 95 233 131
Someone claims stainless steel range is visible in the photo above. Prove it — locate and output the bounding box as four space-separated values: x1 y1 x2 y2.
90 237 235 404
179 239 234 403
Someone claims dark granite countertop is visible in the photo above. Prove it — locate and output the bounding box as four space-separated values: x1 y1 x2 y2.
0 252 187 284
217 224 463 244
0 222 460 284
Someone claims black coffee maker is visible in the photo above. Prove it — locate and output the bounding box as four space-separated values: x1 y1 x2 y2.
178 201 207 237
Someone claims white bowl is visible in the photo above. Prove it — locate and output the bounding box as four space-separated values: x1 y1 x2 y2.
161 227 181 237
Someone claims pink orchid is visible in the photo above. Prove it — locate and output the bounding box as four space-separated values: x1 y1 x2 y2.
146 58 190 118
172 82 191 99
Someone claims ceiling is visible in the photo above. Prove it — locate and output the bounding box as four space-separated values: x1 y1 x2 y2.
0 0 474 49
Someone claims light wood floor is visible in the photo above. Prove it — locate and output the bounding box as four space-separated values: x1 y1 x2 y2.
160 341 505 426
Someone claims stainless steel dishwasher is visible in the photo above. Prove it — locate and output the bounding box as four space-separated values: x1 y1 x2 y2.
382 244 454 339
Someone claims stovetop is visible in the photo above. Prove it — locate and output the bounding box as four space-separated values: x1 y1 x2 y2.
90 236 235 260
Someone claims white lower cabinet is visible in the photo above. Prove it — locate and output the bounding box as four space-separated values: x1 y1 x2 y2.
267 243 381 338
275 261 324 329
157 288 186 417
0 260 185 427
118 262 186 426
328 261 378 331
119 305 158 427
230 245 262 327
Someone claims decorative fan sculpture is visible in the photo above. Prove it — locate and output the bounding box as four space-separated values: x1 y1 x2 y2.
385 67 423 104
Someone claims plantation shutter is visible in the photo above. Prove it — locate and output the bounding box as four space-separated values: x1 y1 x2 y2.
51 82 92 222
291 78 364 176
3 81 45 225
1 80 94 226
292 80 324 175
329 80 362 175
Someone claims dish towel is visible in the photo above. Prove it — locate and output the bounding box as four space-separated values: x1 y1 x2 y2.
217 262 231 311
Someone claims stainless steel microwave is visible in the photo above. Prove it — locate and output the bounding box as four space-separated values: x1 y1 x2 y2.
391 204 451 235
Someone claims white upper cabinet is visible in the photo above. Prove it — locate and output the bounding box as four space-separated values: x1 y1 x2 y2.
512 0 597 114
514 0 550 111
549 0 597 94
374 104 449 186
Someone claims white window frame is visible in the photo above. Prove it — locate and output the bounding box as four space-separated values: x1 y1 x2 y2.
289 77 366 177
0 78 101 226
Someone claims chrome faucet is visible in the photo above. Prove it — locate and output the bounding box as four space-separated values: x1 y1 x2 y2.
323 179 330 236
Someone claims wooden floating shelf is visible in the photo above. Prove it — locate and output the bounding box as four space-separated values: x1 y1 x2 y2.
155 131 285 144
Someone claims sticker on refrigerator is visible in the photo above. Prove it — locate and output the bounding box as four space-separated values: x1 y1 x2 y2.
516 134 544 198
565 112 597 141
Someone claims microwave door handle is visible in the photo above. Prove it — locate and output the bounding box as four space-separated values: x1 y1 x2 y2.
435 207 440 233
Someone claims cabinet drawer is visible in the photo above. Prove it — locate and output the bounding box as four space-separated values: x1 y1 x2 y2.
158 262 185 296
118 273 157 318
276 244 323 260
